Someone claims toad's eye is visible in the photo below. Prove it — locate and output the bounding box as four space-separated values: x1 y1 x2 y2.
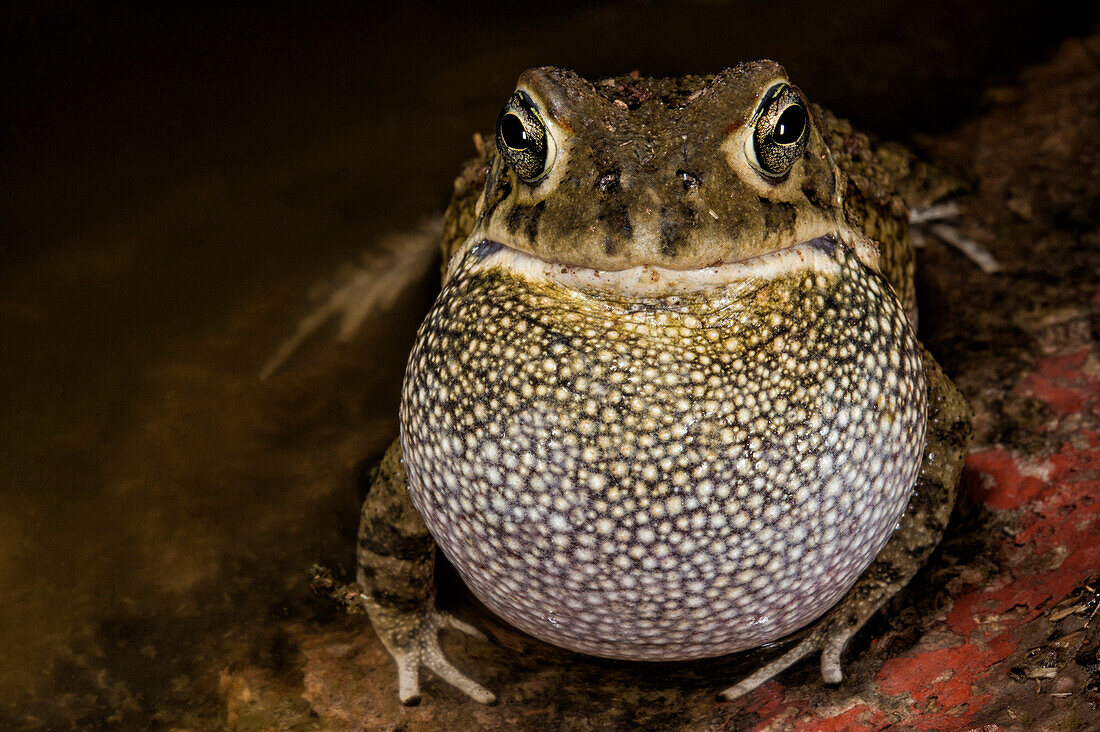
496 91 555 183
749 83 810 178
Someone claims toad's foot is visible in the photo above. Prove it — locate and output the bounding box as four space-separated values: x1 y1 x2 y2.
910 202 1001 274
723 346 971 702
358 438 496 705
719 600 882 701
363 597 496 706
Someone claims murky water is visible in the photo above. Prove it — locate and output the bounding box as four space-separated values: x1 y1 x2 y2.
1 2 1094 727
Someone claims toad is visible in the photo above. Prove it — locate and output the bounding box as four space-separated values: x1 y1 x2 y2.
355 62 971 705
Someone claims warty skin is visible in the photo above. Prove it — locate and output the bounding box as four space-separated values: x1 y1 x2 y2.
354 62 972 706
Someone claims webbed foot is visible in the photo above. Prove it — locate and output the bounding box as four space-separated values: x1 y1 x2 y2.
357 438 496 705
364 598 496 705
719 604 871 701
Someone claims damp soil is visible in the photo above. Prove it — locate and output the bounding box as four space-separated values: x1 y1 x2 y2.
3 4 1100 730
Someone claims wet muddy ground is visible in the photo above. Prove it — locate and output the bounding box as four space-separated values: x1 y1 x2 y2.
2 4 1099 730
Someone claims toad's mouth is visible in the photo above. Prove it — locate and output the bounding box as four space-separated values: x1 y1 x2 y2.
459 234 872 297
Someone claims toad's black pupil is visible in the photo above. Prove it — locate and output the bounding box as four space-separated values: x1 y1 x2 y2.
501 113 530 150
774 105 806 145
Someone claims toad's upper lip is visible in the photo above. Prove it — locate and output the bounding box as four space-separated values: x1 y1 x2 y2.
458 235 852 297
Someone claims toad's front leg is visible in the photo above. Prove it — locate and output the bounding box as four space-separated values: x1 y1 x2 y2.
721 346 972 701
357 438 496 705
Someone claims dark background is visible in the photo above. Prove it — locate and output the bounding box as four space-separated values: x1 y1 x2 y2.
2 2 1098 727
4 1 1096 260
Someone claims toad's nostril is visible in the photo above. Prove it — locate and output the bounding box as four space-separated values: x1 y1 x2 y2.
596 170 621 193
676 170 700 190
